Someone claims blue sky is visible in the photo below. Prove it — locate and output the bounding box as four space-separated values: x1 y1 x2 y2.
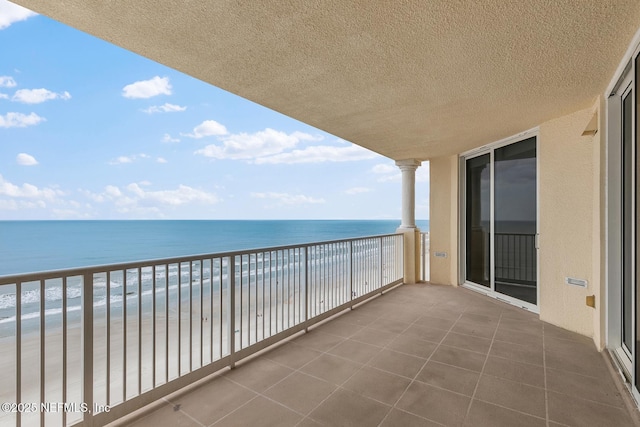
0 1 429 220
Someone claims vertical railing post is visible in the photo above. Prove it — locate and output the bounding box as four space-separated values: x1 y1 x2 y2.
304 246 310 331
16 282 22 427
229 256 236 369
349 240 354 309
82 272 94 426
379 237 384 290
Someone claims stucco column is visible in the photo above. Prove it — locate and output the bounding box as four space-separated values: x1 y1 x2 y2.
395 159 422 284
396 159 421 229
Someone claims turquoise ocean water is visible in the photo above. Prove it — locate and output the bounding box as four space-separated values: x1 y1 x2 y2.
0 220 428 333
0 219 429 277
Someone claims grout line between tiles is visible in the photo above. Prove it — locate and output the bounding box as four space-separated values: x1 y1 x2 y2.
376 308 466 426
462 307 503 424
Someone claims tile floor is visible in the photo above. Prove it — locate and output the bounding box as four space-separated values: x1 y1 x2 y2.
116 283 640 426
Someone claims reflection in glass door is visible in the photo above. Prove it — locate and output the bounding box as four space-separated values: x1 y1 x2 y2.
464 136 538 307
494 137 537 304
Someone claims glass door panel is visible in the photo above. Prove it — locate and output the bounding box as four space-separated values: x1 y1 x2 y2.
494 137 537 304
466 154 491 287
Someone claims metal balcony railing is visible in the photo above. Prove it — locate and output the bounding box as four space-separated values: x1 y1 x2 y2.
420 232 429 282
0 233 403 427
494 232 536 286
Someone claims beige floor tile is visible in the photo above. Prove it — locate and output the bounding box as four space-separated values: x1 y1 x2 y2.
497 318 543 336
475 375 546 418
328 339 381 364
544 349 611 380
167 377 255 426
494 328 543 349
489 340 543 367
367 348 426 378
128 403 203 427
483 355 545 388
380 408 443 426
431 345 487 372
367 318 412 334
402 323 449 343
463 399 546 427
416 360 481 396
349 327 397 347
385 334 438 359
544 323 594 343
396 381 471 426
379 307 423 324
342 366 411 405
451 320 497 339
223 357 293 392
547 390 635 426
337 311 380 327
263 342 323 370
308 388 391 426
292 329 346 352
459 312 500 326
300 353 362 385
296 417 324 427
313 319 363 338
441 331 492 354
264 371 336 415
546 367 624 408
212 396 301 427
414 314 457 331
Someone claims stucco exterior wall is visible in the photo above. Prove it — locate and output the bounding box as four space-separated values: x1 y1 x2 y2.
538 102 602 343
428 101 604 347
428 155 459 286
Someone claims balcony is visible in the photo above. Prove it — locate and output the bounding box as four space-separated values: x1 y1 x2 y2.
118 283 638 427
2 232 638 426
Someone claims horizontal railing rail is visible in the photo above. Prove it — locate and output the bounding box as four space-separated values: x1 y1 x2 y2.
0 233 404 427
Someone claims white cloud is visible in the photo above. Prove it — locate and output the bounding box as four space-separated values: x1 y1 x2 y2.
142 103 186 114
372 163 400 182
371 161 429 183
251 192 325 205
108 153 150 165
372 164 396 174
162 133 180 143
0 112 45 128
0 174 61 202
0 1 37 30
126 183 219 206
83 183 219 215
12 88 71 104
157 157 168 163
255 143 378 164
195 128 319 160
0 93 8 99
122 76 172 99
0 76 17 88
345 187 372 195
16 152 38 166
183 120 228 139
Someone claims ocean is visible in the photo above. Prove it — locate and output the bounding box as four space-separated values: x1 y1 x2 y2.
0 219 428 336
0 219 429 277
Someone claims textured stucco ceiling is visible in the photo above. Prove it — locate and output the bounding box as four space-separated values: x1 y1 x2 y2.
12 1 640 160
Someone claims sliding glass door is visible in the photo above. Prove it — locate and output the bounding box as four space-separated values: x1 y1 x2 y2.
464 135 538 308
494 137 537 304
465 154 491 287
